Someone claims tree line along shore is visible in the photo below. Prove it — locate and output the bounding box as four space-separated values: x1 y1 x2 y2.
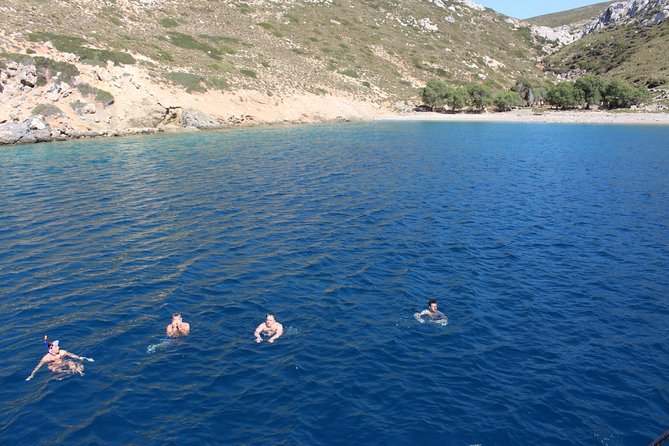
420 74 660 113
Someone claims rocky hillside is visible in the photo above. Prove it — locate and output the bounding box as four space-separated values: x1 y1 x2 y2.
525 2 615 27
1 0 557 143
543 0 669 91
583 0 669 33
523 2 614 51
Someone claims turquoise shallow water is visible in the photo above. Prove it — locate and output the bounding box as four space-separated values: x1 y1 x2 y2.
1 122 668 445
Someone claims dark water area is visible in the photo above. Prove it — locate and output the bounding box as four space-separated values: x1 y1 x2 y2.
1 122 668 445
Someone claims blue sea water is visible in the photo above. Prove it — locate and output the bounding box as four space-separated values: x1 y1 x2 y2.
1 121 668 445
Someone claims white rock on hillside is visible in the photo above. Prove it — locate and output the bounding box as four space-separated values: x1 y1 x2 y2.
584 0 669 34
531 24 580 46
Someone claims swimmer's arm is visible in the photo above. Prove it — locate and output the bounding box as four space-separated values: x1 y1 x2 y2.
414 310 428 323
63 350 81 360
26 358 47 381
254 324 263 343
268 324 283 343
64 350 93 361
179 322 190 336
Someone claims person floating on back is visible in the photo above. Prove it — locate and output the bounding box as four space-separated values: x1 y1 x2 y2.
414 299 448 325
166 313 190 338
254 313 283 343
26 336 94 381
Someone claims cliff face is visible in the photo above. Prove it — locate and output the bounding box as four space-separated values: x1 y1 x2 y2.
584 0 669 34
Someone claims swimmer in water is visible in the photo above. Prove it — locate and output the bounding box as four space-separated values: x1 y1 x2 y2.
254 313 283 344
26 337 94 381
166 313 190 338
414 299 448 324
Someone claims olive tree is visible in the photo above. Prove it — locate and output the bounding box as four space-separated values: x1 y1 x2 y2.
575 74 605 109
445 87 470 112
421 77 449 110
494 91 523 112
603 78 650 109
466 83 493 112
546 82 585 109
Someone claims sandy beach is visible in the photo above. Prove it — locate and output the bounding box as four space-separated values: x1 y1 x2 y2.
378 108 669 125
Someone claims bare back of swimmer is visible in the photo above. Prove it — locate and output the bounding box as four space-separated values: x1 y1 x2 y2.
166 313 190 338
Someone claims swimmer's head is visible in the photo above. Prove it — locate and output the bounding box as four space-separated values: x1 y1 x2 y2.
265 314 276 325
48 340 60 353
428 299 438 312
172 313 182 323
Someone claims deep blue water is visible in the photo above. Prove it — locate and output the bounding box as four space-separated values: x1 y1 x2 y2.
1 122 668 446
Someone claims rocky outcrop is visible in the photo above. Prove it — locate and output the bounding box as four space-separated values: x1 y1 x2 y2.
584 0 669 34
16 59 37 88
126 100 168 128
179 109 225 129
0 116 52 145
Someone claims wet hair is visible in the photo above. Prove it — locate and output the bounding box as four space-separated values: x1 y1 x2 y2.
172 313 181 318
266 313 276 319
428 299 437 306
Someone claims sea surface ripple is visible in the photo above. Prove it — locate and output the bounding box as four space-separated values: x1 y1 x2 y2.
1 122 668 445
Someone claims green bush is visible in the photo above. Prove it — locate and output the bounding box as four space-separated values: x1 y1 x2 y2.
207 77 228 91
239 69 257 78
33 57 80 85
199 35 241 45
159 18 180 28
446 87 469 111
165 71 207 93
0 51 26 64
546 81 585 109
27 32 135 66
339 69 359 78
603 78 650 108
77 83 114 106
32 103 63 117
575 74 605 108
166 32 221 60
237 3 252 13
494 91 523 112
466 83 493 111
164 72 228 92
421 77 448 109
154 49 173 62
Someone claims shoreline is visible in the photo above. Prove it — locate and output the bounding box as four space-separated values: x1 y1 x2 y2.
2 108 669 148
377 108 669 125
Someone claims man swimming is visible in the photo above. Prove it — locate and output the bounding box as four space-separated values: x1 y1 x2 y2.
254 313 283 343
414 299 448 324
166 313 190 338
26 337 94 381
